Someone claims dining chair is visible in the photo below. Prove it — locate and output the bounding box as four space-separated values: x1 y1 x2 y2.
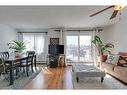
0 58 11 80
19 51 35 76
0 52 9 60
26 51 36 67
0 52 19 76
0 52 10 75
0 58 5 75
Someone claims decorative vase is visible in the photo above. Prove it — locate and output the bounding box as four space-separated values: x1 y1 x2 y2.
15 50 22 57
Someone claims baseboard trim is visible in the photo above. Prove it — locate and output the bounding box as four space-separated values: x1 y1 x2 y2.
36 61 48 64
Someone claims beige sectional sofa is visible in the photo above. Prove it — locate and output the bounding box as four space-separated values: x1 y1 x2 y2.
98 52 127 84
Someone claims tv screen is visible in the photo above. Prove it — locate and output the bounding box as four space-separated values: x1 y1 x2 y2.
48 45 58 54
48 45 64 54
58 45 64 54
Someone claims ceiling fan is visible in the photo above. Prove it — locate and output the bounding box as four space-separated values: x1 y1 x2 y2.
90 5 124 19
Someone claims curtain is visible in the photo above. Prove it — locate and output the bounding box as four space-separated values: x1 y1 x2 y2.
23 33 34 51
34 33 45 54
22 33 46 62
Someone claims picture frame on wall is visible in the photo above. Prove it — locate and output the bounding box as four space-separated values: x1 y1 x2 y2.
50 38 59 45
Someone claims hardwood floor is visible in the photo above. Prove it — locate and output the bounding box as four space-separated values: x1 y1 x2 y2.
24 65 73 89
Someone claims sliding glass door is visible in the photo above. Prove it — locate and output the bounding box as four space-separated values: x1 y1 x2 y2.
79 35 92 62
66 31 93 63
66 36 79 63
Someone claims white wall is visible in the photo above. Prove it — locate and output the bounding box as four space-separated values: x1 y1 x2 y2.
47 29 60 45
102 17 127 54
0 24 17 52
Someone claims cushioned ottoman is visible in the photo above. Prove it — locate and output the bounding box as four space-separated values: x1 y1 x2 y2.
72 64 106 83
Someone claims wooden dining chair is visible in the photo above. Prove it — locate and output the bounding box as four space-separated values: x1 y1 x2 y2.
0 52 10 75
26 51 36 67
0 52 19 76
0 58 11 80
0 58 5 75
19 51 35 76
0 52 9 60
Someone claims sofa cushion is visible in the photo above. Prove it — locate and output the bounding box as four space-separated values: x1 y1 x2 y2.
102 62 115 72
118 55 127 66
118 52 127 56
113 66 127 84
114 65 127 77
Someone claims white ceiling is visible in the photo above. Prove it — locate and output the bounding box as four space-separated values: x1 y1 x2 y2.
0 6 126 29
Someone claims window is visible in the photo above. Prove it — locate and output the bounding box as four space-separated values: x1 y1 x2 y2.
79 35 92 62
66 36 78 62
65 31 93 63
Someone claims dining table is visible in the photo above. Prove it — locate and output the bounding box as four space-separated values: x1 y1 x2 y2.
5 54 36 85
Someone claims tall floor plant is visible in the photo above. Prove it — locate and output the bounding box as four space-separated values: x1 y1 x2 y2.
92 35 114 56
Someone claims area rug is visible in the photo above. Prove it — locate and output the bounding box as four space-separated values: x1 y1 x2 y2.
0 67 42 89
72 73 127 89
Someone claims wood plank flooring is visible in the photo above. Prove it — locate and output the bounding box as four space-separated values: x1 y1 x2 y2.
24 65 73 89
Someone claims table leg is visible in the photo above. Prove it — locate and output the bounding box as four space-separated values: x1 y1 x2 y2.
9 62 14 85
101 77 104 83
34 55 36 68
76 77 79 83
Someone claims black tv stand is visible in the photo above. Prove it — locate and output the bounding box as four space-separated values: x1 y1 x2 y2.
48 44 64 68
48 54 59 68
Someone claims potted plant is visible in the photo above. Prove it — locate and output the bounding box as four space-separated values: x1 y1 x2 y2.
92 35 114 62
8 40 29 57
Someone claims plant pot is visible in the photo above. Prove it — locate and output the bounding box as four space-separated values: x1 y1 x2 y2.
97 55 107 68
15 51 23 57
15 51 19 57
101 55 108 62
98 55 107 62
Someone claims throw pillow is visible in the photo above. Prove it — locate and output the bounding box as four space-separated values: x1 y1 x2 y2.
106 54 119 65
111 55 119 65
106 54 114 63
118 56 127 66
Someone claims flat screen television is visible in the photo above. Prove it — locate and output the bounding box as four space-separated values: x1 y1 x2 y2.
58 45 64 54
48 45 64 54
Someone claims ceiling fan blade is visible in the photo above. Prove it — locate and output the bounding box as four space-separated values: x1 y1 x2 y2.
110 10 119 19
90 6 114 17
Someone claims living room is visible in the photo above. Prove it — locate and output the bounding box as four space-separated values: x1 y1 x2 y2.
0 0 127 94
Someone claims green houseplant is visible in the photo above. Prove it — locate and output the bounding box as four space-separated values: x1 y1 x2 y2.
92 35 114 63
92 35 114 56
8 40 29 55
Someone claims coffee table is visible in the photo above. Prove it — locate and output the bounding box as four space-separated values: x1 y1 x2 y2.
72 64 105 83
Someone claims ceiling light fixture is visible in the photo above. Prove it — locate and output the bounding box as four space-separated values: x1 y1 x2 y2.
113 5 124 10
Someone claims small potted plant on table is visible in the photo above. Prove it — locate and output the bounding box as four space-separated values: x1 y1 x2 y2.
8 40 29 57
